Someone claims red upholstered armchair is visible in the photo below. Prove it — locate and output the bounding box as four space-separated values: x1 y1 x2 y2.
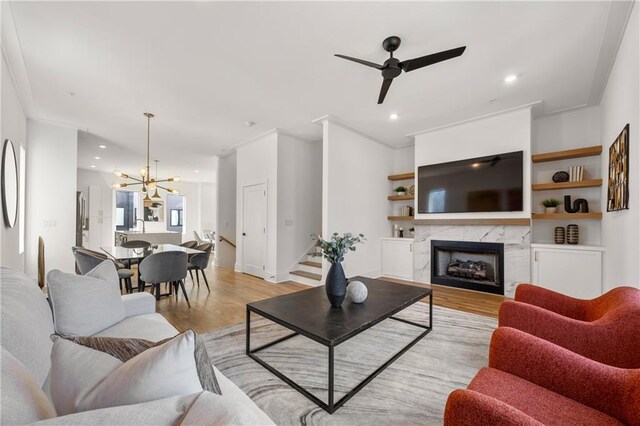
444 327 640 426
499 284 640 368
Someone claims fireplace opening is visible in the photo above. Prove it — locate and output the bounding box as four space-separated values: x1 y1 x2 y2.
431 240 504 295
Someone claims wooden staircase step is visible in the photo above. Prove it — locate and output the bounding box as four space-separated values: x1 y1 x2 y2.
290 270 321 281
299 261 321 268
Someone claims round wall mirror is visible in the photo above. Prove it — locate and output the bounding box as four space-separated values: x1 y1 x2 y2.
2 139 18 228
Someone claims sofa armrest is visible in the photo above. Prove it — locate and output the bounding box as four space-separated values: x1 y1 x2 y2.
444 389 543 426
514 284 587 318
122 292 156 317
489 327 639 424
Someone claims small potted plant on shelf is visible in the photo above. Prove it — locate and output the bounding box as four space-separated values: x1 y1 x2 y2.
394 186 407 196
541 199 561 214
312 232 366 308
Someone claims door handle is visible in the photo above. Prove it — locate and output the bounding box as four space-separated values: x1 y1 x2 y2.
242 232 246 236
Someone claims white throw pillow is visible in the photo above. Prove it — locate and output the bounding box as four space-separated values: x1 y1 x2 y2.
49 330 204 415
47 261 126 336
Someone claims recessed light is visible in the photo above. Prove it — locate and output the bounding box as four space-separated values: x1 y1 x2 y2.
194 170 199 173
90 164 96 168
504 74 517 83
472 163 480 168
489 98 497 103
389 113 399 120
94 156 101 160
98 144 106 149
245 121 255 127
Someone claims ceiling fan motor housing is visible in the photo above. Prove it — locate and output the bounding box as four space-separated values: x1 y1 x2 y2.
382 36 401 52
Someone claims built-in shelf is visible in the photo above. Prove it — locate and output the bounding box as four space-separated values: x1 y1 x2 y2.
413 218 531 226
532 179 603 191
532 212 602 220
388 172 415 181
531 145 602 163
388 216 414 221
388 194 414 201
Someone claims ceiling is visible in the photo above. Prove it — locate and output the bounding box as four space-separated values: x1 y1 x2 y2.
5 1 630 183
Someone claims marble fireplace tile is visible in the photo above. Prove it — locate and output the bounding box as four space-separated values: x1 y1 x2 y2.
414 225 531 298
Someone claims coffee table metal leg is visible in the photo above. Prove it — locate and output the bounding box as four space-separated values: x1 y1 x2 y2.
246 306 251 355
328 346 334 412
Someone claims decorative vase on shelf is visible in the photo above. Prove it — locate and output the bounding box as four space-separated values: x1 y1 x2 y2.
545 207 557 214
325 262 347 308
554 227 565 244
567 224 579 245
396 191 405 196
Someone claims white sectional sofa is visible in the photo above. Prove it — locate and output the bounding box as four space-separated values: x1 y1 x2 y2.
0 267 273 425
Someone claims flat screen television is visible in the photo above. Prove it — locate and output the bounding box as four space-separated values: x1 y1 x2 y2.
417 151 523 214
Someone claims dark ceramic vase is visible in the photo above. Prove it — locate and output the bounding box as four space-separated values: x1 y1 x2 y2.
325 262 347 308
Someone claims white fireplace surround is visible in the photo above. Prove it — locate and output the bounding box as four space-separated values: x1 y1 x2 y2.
414 225 531 298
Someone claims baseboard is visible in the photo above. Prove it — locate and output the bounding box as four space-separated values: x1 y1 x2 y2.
263 272 291 283
234 263 242 273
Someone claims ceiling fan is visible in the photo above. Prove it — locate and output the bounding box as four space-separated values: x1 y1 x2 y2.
335 36 466 104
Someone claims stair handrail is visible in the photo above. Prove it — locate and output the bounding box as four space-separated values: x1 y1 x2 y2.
219 235 236 248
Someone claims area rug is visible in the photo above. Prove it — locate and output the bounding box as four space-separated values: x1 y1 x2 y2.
203 303 497 425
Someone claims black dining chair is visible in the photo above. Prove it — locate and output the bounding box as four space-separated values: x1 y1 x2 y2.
139 251 190 308
180 240 198 249
71 247 134 294
188 243 212 292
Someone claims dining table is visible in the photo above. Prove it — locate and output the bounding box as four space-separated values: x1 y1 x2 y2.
101 243 204 299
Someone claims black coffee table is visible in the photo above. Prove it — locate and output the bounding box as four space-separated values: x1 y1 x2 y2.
246 277 432 414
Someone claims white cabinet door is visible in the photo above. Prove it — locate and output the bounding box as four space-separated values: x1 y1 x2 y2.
381 239 414 280
532 248 602 299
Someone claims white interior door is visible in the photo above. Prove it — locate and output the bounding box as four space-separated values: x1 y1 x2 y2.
242 183 266 278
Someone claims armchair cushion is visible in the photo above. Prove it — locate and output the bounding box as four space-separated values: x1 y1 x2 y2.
47 261 125 336
499 299 640 368
489 327 640 425
445 388 544 426
468 368 622 425
122 292 156 317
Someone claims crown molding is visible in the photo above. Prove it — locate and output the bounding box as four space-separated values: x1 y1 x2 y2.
312 114 394 149
406 101 542 138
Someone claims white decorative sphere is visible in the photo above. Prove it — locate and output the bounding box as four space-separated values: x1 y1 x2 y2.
346 281 368 304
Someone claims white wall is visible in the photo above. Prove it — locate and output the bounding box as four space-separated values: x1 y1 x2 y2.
276 135 322 280
414 107 532 220
235 131 278 277
393 145 414 174
1 52 27 270
599 4 639 290
322 119 393 279
200 182 215 234
215 153 236 269
532 106 602 245
26 120 78 275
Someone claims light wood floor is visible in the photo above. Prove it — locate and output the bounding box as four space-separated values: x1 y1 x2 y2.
153 266 504 333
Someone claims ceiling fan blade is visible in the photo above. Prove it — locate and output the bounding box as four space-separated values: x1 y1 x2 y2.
334 54 383 70
399 46 466 72
378 78 393 104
